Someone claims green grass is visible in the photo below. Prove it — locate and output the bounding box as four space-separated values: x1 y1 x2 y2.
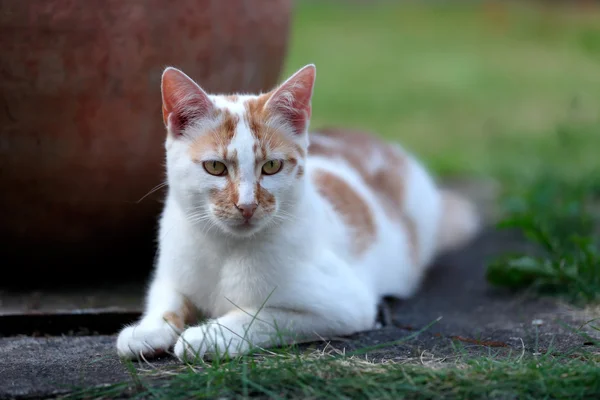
69 343 600 399
486 169 600 304
284 0 600 181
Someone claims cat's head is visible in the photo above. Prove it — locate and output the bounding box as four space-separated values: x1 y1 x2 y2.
161 64 316 237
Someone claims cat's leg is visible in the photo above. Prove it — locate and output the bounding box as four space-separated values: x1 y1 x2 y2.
174 304 375 362
174 273 377 361
116 277 196 359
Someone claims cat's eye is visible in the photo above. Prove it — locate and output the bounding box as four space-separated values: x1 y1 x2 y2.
203 160 227 176
262 159 283 175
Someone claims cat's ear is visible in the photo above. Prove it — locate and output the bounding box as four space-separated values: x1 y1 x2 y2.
161 67 215 137
265 64 316 135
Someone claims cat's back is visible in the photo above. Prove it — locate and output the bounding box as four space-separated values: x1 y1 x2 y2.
307 127 410 222
306 128 444 297
306 128 415 255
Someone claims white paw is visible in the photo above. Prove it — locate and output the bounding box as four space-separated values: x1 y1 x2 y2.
116 323 180 359
174 322 250 362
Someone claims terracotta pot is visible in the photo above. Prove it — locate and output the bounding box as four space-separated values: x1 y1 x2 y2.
0 0 292 286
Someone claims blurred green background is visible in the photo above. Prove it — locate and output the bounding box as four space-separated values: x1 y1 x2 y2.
282 0 600 184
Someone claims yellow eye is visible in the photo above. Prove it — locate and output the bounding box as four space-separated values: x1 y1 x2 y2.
262 159 283 175
203 160 227 176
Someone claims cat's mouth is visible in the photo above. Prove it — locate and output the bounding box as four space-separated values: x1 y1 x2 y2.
217 216 264 236
210 207 275 236
238 220 254 228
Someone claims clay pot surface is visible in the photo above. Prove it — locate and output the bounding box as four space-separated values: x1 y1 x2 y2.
0 0 292 286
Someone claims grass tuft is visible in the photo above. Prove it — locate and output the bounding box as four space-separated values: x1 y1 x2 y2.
486 171 600 304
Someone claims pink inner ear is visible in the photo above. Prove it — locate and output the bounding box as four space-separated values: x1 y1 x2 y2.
161 68 214 135
267 65 316 135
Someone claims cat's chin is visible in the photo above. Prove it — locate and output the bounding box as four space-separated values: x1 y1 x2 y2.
217 219 268 238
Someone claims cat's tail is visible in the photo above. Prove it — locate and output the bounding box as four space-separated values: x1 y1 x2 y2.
435 189 481 254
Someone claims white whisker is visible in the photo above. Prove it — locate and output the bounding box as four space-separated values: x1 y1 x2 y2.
137 181 168 203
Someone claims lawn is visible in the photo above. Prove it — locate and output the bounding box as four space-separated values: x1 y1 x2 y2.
79 1 600 398
284 0 600 182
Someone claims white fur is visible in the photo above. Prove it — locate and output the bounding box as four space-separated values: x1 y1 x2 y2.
116 66 480 362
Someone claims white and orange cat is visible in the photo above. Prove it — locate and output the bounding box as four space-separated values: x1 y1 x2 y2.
116 64 480 361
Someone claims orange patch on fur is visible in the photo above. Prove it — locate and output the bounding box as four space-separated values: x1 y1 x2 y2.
188 132 219 162
256 182 276 212
313 170 376 255
243 95 306 161
219 110 238 143
162 298 198 331
310 128 419 264
307 140 335 159
310 128 407 213
223 95 239 102
244 93 271 142
210 178 240 217
399 214 419 266
187 110 239 162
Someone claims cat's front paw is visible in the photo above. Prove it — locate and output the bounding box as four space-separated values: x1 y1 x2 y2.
174 322 250 362
116 323 180 359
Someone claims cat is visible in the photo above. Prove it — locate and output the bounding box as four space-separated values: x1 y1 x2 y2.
116 64 480 362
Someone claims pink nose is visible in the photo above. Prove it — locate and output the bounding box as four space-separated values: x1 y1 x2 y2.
236 203 258 220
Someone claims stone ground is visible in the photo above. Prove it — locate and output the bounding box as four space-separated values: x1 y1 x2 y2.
1 181 598 399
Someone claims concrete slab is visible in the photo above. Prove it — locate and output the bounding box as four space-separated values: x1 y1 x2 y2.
0 335 128 399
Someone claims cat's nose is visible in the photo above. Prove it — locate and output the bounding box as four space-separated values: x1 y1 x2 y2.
236 203 258 220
